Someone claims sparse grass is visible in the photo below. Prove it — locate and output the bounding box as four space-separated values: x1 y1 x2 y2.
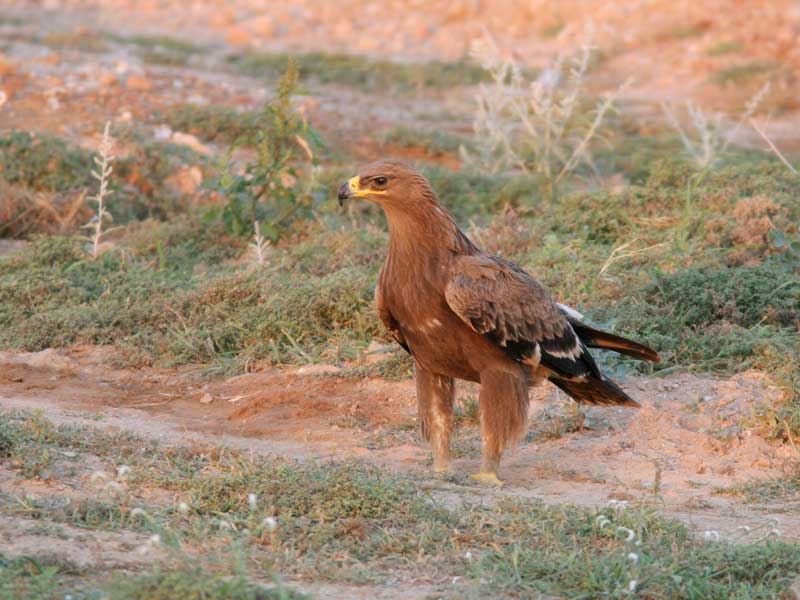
41 28 108 52
589 261 798 374
0 409 61 478
0 14 25 26
668 24 707 39
106 569 306 600
163 104 261 145
706 41 742 56
0 131 95 193
2 410 800 598
463 31 627 199
378 126 467 157
119 34 204 66
539 22 565 38
1 150 796 378
342 352 414 380
711 62 774 86
0 224 381 371
720 473 800 503
0 554 77 599
228 51 488 91
0 129 206 227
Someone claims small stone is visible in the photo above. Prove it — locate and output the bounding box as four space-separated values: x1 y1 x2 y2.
787 574 800 600
0 54 16 76
126 74 153 91
225 26 253 46
61 451 77 458
166 165 203 195
294 364 342 376
245 15 274 37
153 124 172 141
171 131 212 156
98 72 117 87
200 392 213 404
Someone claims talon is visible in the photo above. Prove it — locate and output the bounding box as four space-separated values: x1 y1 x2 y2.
469 472 503 486
433 464 450 473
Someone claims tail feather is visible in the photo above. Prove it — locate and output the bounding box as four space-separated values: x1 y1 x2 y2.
569 322 660 363
550 375 640 408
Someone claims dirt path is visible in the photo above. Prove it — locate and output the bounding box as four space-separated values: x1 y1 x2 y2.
2 347 797 546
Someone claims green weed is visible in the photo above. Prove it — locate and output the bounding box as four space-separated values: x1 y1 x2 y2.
209 60 322 239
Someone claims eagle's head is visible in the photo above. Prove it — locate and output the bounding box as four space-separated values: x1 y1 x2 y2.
337 160 435 210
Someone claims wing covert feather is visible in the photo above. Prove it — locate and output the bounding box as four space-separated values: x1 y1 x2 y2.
445 255 587 376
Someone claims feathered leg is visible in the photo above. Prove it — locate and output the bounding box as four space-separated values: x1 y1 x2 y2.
415 363 454 472
472 368 529 485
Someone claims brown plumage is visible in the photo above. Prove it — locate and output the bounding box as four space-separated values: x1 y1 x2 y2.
338 161 659 484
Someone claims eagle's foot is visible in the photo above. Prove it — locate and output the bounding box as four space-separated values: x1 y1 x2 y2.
469 471 503 487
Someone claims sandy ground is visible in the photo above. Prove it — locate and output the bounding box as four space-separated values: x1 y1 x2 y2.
2 346 798 549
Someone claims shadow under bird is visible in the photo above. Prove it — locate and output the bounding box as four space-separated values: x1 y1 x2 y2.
338 161 659 485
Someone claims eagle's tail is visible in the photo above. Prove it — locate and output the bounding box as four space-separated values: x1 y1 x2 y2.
550 375 640 407
569 322 660 363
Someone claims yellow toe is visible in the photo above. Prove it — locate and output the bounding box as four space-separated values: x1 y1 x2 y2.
469 472 503 487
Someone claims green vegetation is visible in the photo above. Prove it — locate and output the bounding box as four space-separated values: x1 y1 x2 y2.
163 104 262 145
106 570 305 600
0 225 381 372
117 34 204 66
228 51 488 91
2 410 800 598
41 28 108 52
706 41 742 56
0 144 797 381
0 130 95 192
210 61 323 239
378 126 467 157
0 129 206 226
592 262 798 373
721 473 800 503
711 62 774 85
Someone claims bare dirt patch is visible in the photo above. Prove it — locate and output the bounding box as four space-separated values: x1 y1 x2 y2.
1 348 797 547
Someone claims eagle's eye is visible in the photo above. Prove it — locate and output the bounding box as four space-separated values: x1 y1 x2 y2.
373 176 388 186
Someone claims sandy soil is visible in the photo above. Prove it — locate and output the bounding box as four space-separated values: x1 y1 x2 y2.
2 347 798 549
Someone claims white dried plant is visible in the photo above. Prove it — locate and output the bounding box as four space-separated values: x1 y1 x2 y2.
462 27 629 199
84 121 117 258
249 220 271 266
662 82 770 170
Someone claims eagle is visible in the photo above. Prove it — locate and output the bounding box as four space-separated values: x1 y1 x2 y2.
338 161 659 485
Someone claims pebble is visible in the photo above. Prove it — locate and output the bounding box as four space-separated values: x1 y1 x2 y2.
126 74 154 91
171 131 213 156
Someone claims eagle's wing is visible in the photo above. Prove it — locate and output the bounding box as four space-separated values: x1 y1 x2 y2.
444 254 596 380
376 267 410 354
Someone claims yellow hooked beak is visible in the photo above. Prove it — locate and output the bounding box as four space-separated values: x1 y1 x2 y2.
337 176 387 206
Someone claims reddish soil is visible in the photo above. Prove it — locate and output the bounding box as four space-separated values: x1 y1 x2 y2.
2 347 798 544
